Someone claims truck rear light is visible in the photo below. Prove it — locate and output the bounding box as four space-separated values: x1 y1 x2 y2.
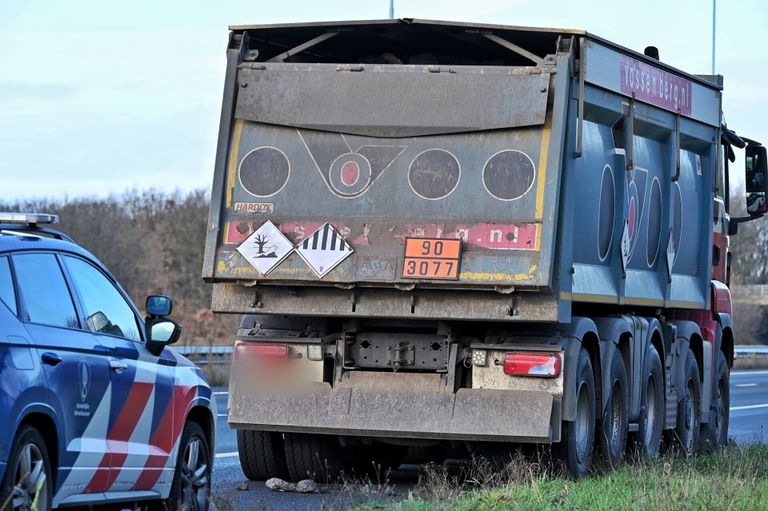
307 344 323 361
236 343 289 360
503 353 560 377
471 349 488 366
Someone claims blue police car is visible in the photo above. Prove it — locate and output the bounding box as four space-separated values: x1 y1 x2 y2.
0 213 216 510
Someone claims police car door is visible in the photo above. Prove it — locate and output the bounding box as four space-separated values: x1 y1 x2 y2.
61 255 175 497
11 253 114 504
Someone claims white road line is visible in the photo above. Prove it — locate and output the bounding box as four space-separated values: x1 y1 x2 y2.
214 391 229 396
217 413 228 418
730 403 768 411
736 383 758 387
732 370 768 376
215 452 239 459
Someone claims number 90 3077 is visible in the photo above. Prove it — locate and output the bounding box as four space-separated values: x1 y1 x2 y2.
402 238 461 280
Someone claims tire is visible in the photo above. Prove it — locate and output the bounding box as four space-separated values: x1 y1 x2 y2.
167 422 211 511
556 348 596 478
403 445 448 465
351 444 406 476
283 434 348 483
237 430 288 481
599 349 628 467
701 350 729 452
669 350 702 455
632 344 664 457
0 425 52 511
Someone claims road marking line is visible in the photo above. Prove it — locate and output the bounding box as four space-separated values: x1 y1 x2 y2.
214 391 229 396
215 452 239 459
736 383 758 387
730 403 768 411
732 370 768 376
217 413 228 418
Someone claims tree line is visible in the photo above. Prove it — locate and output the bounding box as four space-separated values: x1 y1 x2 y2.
2 189 767 344
1 190 234 344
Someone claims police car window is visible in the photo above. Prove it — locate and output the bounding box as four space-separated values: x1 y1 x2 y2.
13 253 79 329
0 256 17 315
63 256 141 341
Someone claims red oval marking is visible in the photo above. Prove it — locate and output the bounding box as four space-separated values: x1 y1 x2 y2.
341 161 360 187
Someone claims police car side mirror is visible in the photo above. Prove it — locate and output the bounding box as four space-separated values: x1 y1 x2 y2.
146 295 173 317
146 318 181 356
745 144 768 216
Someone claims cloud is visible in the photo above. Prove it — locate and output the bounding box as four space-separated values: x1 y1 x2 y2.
0 81 77 101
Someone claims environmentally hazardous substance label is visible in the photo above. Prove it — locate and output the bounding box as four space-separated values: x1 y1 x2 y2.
402 238 461 280
236 220 294 275
296 223 354 278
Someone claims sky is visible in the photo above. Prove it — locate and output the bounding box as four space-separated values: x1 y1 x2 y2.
1 0 766 200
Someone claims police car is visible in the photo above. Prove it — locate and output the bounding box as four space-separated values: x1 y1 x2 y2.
0 213 216 510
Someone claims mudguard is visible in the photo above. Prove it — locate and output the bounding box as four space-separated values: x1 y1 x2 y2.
667 320 707 413
593 316 633 415
560 316 597 422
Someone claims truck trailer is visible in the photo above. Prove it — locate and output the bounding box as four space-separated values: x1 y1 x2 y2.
202 19 768 478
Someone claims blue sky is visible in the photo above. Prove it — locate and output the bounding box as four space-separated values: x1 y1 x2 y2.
1 0 765 200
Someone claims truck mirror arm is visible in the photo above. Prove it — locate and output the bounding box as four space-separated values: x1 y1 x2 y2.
728 214 765 235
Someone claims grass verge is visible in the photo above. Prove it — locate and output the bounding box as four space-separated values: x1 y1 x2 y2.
354 444 768 511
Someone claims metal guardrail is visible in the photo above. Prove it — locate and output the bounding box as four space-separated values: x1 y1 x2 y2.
172 345 233 365
735 345 768 358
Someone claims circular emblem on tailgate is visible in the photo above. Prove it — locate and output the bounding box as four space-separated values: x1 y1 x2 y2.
482 149 536 201
239 146 290 197
408 149 461 200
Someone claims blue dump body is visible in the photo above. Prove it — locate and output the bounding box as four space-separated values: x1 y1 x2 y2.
207 21 759 477
204 20 721 323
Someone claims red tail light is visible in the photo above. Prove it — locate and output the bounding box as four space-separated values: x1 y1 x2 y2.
503 353 560 377
236 343 289 360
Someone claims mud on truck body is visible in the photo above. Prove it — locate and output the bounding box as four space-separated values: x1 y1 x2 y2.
203 19 768 478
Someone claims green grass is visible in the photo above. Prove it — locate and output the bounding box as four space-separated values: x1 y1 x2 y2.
354 445 768 511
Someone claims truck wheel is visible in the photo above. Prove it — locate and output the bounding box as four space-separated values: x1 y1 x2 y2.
700 350 729 452
632 344 664 457
237 430 288 481
284 433 348 483
556 348 596 478
599 349 628 466
0 425 52 511
403 444 448 465
670 350 701 455
167 421 211 511
346 443 407 477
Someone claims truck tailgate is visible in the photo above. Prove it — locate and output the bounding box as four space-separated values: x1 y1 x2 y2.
205 61 567 290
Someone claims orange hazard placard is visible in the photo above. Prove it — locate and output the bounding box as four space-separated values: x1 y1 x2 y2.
402 238 461 280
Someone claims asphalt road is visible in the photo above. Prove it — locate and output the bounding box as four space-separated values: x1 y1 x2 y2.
210 369 768 510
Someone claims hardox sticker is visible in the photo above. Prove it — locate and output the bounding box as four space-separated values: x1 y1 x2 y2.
236 220 294 275
296 223 354 278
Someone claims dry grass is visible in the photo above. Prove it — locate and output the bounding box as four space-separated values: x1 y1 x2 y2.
354 444 768 511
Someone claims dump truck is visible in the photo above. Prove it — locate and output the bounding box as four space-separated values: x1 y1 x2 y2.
202 19 768 478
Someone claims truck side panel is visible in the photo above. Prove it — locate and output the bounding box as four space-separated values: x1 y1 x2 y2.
561 45 717 310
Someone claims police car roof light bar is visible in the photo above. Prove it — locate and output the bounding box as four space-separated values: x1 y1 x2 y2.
0 212 59 226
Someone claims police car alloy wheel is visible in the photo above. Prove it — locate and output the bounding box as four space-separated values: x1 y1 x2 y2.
0 426 52 511
169 422 211 511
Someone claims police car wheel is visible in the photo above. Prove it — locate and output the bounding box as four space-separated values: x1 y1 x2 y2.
0 425 52 511
167 422 211 511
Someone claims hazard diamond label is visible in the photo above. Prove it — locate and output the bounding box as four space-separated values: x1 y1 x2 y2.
296 223 354 278
236 220 294 275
